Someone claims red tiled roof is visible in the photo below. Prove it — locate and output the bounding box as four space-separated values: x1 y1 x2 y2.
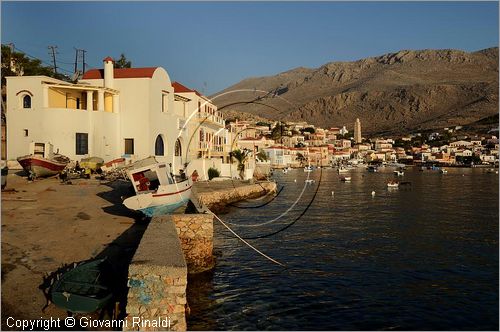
172 81 195 93
103 56 114 62
82 67 159 79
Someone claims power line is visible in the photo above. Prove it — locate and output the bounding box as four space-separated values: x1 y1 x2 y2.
47 45 58 75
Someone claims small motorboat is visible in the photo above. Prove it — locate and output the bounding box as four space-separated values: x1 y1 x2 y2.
337 167 349 174
305 179 315 184
440 168 448 174
50 258 113 314
17 142 70 180
340 176 351 182
387 180 399 188
394 170 404 176
122 157 192 217
304 165 313 172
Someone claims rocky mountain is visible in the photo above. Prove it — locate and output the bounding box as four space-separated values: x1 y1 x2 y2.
212 47 499 135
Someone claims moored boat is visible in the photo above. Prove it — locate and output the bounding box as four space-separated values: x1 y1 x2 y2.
304 165 313 172
122 157 192 217
367 165 379 172
17 142 70 179
387 180 399 188
337 167 348 174
340 176 351 182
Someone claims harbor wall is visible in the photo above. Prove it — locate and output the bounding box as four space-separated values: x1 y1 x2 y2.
195 181 277 212
125 216 187 331
171 213 214 274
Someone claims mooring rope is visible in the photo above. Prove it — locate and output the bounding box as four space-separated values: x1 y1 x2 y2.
209 211 285 267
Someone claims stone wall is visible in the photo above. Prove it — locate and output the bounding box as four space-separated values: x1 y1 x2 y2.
171 213 214 274
125 216 187 331
196 181 277 212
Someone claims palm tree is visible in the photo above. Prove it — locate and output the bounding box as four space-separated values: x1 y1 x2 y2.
229 149 250 179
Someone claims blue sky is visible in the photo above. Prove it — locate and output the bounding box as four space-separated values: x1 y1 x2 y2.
2 1 498 94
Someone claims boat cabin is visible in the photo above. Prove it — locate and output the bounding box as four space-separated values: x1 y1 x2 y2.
128 162 186 194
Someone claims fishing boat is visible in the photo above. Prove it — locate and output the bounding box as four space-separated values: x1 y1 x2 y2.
17 142 70 179
337 167 349 174
50 258 113 314
393 169 404 176
304 165 313 172
79 156 104 173
340 176 351 182
122 157 192 217
387 180 399 188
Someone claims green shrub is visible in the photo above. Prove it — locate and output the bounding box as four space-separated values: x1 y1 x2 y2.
208 167 220 180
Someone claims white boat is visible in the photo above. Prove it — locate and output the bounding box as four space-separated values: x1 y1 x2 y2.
304 165 313 172
305 179 315 184
123 157 192 217
440 168 448 174
337 167 349 174
387 180 399 188
340 176 351 182
393 170 404 176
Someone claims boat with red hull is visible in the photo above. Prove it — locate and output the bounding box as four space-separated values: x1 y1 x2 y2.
17 142 70 179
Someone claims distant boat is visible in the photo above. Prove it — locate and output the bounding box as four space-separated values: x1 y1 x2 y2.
340 176 351 182
394 170 404 176
387 180 399 188
17 142 70 180
337 167 349 174
304 165 313 172
122 157 192 217
305 179 315 184
440 168 448 174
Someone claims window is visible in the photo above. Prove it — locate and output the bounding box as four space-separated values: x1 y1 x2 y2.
23 95 31 109
162 94 168 112
175 139 182 157
76 133 88 155
76 98 80 109
155 135 164 156
23 129 29 137
125 138 134 155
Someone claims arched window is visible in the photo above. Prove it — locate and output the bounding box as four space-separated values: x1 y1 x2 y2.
175 139 182 157
155 135 164 156
23 95 31 109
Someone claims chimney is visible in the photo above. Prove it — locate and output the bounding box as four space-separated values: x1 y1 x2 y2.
103 56 114 88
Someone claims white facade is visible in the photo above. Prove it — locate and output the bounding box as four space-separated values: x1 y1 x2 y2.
6 58 196 171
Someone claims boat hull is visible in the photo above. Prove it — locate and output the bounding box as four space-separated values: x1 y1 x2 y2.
123 182 192 217
17 155 68 178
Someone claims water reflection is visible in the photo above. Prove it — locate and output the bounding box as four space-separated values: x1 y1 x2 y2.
187 167 499 330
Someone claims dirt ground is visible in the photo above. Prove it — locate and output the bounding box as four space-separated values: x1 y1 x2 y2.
1 171 146 329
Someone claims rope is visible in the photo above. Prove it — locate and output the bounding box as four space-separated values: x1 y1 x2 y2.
210 211 285 267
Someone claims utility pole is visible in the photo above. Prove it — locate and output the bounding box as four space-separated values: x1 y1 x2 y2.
48 45 58 75
81 49 87 74
74 48 79 74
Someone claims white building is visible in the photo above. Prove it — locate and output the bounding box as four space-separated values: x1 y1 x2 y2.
6 57 219 172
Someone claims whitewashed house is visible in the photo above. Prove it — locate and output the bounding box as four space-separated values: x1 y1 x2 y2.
6 57 215 173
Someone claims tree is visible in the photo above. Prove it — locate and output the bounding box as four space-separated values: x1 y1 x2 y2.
229 149 250 179
271 122 286 140
256 150 268 162
302 127 315 134
115 53 132 68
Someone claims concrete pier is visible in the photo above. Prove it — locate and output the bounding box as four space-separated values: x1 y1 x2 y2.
125 216 188 331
